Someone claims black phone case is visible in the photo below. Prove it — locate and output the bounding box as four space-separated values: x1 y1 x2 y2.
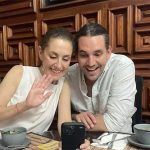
61 122 85 150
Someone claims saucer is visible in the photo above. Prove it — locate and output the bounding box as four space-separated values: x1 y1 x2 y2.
0 138 30 149
128 135 150 149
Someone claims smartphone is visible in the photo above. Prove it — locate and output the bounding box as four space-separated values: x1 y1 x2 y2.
61 122 86 150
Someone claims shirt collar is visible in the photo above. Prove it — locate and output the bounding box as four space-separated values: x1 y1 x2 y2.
103 53 114 72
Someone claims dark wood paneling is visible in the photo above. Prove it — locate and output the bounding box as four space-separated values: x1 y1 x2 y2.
108 5 133 54
0 0 36 19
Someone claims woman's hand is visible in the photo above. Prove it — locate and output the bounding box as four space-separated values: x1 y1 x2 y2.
80 139 91 150
25 74 53 108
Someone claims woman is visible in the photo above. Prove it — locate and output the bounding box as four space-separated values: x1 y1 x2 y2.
0 28 89 149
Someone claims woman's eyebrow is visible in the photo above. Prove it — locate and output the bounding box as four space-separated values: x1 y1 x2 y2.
49 51 57 55
49 51 71 57
79 49 103 53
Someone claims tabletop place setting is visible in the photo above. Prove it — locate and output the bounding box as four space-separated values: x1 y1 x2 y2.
0 127 59 150
0 127 30 150
0 123 150 150
91 123 150 150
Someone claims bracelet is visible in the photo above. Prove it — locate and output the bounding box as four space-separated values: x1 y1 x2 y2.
15 103 19 113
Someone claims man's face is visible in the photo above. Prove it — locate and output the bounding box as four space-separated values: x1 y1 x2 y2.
78 35 112 82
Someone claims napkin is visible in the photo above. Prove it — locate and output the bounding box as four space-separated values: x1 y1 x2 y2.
91 132 130 150
38 140 60 150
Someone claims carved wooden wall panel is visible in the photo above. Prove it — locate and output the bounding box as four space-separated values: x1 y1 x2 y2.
42 16 77 35
0 0 39 80
0 0 36 19
2 22 38 66
134 27 150 53
135 60 150 77
80 10 104 29
108 5 133 54
133 0 150 119
0 26 4 60
41 1 107 33
21 40 38 66
142 80 150 120
134 2 150 53
78 2 107 28
135 3 150 24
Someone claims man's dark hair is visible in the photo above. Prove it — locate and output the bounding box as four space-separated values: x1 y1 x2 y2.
41 28 74 51
75 23 109 51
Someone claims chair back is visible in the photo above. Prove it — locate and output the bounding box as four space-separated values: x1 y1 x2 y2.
132 75 143 126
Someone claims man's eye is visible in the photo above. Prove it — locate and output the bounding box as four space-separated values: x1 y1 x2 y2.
79 53 88 57
94 52 103 56
95 53 101 56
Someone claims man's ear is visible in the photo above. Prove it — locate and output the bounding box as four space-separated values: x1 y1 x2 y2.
108 45 112 54
38 46 43 61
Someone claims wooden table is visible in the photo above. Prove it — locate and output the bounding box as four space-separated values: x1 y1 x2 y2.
24 132 146 150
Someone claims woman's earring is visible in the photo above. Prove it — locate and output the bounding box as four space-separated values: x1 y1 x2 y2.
40 65 45 74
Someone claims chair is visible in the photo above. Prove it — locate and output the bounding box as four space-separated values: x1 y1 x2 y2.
132 75 143 127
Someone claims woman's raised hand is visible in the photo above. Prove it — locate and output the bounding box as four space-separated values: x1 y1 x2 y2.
25 74 53 108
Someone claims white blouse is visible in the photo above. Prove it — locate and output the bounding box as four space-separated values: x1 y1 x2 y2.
0 66 64 134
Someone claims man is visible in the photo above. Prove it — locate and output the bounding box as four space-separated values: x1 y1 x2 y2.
66 23 136 133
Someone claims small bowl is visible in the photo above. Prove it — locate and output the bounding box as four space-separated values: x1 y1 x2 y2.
1 127 27 146
134 124 150 145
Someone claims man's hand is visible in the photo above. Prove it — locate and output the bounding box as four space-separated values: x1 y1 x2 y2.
75 112 96 129
80 139 90 150
73 112 108 131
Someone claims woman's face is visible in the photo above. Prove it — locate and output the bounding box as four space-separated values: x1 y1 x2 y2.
39 38 73 80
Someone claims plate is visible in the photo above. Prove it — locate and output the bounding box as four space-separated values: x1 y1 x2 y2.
128 135 150 149
0 138 30 149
